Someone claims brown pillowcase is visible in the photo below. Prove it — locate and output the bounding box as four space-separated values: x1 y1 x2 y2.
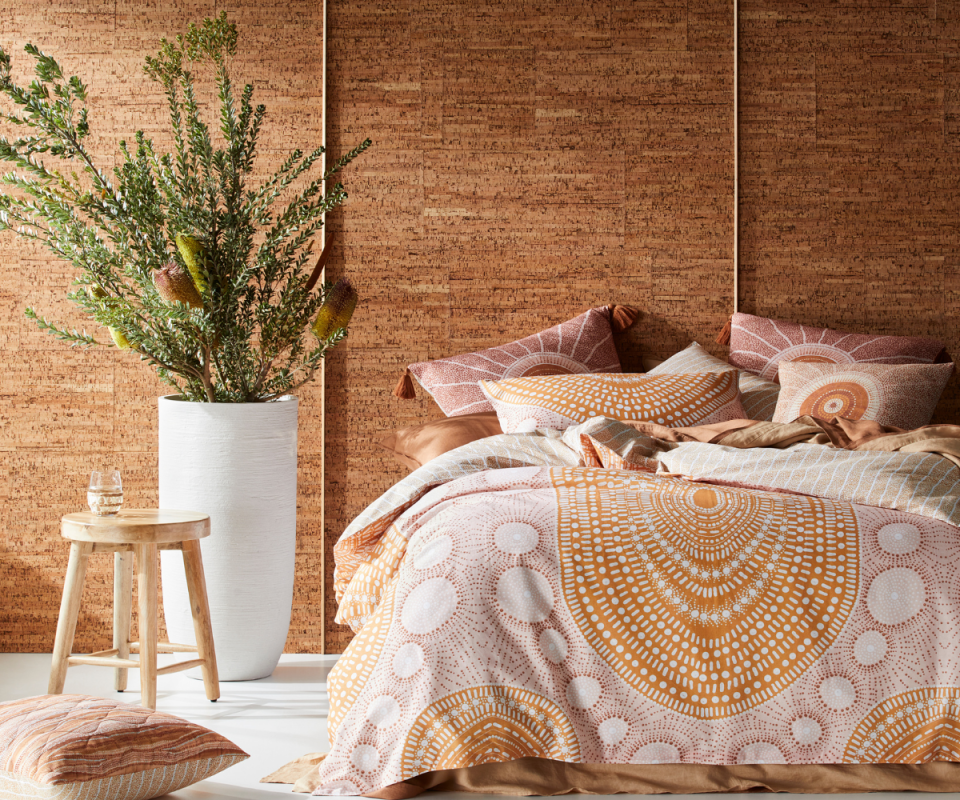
0 694 247 800
773 362 955 429
380 412 503 471
398 305 637 416
728 312 947 383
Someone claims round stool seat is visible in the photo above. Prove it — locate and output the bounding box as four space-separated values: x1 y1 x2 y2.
61 509 210 545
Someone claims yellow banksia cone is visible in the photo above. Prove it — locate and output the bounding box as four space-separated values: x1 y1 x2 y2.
312 277 357 340
110 327 131 349
175 233 208 294
85 286 131 349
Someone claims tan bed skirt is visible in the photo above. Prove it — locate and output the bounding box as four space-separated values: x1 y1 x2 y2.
264 755 960 796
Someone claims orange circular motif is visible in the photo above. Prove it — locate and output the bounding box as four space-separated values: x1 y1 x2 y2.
845 688 960 762
783 371 882 423
327 583 397 743
401 686 579 774
557 470 860 719
798 381 872 420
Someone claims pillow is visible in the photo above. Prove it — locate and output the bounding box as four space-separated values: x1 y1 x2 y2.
380 412 503 471
647 341 780 422
479 372 746 434
728 312 947 383
0 694 248 800
773 362 955 429
396 305 637 416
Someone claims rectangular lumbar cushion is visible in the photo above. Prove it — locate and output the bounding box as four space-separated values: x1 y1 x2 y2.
773 362 954 429
479 371 745 434
0 694 248 800
727 312 947 383
396 305 638 416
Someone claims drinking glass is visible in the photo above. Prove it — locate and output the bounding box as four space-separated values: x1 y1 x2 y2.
88 469 123 516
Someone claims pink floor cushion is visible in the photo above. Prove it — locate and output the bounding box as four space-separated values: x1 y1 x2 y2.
0 694 247 800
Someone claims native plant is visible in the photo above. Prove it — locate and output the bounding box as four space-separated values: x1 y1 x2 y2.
0 13 370 402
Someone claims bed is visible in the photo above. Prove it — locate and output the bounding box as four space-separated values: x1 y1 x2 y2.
288 310 960 796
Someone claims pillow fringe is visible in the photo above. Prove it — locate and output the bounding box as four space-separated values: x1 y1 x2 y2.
609 304 640 334
393 368 417 400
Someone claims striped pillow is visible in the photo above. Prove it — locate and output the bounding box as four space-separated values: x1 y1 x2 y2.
0 695 247 800
479 372 745 434
647 341 780 422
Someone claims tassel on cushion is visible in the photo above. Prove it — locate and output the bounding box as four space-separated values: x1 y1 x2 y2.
394 368 417 399
609 305 640 334
715 318 732 346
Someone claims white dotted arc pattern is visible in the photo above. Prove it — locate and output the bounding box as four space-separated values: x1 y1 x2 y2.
480 371 742 433
556 468 860 719
782 370 882 422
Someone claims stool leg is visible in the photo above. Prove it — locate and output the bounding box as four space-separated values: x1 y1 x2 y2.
136 543 158 710
49 541 92 694
113 551 134 692
181 540 220 702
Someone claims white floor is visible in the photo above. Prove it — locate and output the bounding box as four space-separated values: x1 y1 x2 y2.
3 652 960 800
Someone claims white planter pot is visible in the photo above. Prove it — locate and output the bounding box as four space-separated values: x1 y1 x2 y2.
158 395 298 681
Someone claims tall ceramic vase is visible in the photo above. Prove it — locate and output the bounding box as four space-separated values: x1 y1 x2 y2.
158 395 298 681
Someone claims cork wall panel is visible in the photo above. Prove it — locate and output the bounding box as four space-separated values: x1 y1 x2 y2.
0 0 326 653
322 0 734 652
739 0 960 423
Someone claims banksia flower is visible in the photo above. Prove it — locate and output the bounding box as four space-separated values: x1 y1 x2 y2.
312 277 357 340
110 327 131 349
85 286 130 349
175 233 208 294
154 260 203 308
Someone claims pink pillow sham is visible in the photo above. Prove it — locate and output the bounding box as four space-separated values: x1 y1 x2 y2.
728 312 947 383
774 362 954 429
395 305 638 416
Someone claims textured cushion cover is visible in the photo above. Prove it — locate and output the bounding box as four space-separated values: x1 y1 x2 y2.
0 694 247 800
479 372 746 434
407 306 623 417
380 412 503 471
648 341 781 422
773 362 955 429
728 312 947 383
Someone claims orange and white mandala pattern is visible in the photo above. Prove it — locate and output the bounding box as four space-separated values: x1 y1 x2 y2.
774 362 954 428
401 686 580 774
480 372 745 434
557 469 860 718
782 370 882 422
313 454 960 796
845 688 960 763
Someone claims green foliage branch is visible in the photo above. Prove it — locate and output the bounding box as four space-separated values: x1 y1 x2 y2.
0 13 370 402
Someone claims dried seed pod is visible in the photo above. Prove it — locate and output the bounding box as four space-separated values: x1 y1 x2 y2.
154 260 203 308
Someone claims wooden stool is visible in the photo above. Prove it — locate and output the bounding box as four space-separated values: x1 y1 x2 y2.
49 509 220 710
